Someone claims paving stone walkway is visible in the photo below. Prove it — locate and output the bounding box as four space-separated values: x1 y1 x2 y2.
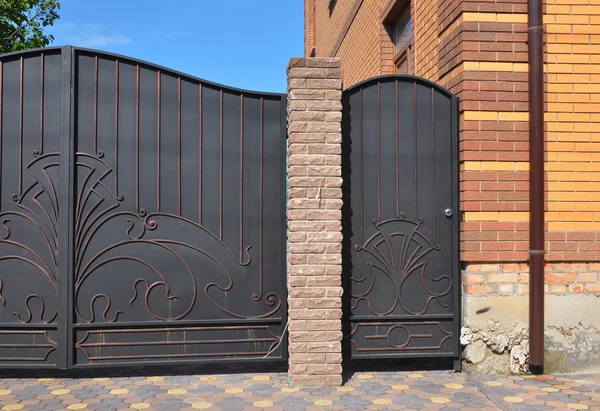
0 370 598 410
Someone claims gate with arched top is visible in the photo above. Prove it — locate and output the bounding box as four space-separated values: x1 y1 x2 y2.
341 75 460 362
0 47 287 369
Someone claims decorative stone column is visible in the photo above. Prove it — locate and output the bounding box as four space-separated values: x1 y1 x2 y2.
286 57 344 387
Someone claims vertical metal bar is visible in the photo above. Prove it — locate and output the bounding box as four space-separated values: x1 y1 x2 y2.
94 56 99 156
136 65 139 212
198 83 202 225
254 97 264 302
39 53 44 156
413 81 418 216
395 80 399 217
359 88 363 243
0 61 3 210
431 88 436 240
377 82 381 221
18 56 23 197
240 94 244 261
279 94 288 359
528 0 545 375
114 60 119 195
451 94 461 360
198 84 202 224
178 77 181 216
157 71 161 212
58 46 75 369
220 89 223 240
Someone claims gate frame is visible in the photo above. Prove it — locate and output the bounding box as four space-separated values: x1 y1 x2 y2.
340 74 461 364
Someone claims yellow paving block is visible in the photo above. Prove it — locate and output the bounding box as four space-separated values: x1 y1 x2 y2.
336 386 354 392
109 389 129 395
373 399 393 405
147 377 163 382
431 397 451 404
484 381 503 386
504 396 525 403
130 404 151 409
567 404 589 410
66 405 87 410
313 400 333 406
192 403 213 410
200 376 217 381
50 389 71 395
2 405 24 411
254 401 274 407
0 390 11 395
445 383 464 389
225 388 243 394
357 374 373 379
282 387 301 392
392 384 410 390
253 376 271 381
167 388 186 395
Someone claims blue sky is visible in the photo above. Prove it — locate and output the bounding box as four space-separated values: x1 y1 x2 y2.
49 0 304 93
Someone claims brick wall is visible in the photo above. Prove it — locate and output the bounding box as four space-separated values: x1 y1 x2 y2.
310 0 400 87
413 0 439 80
464 263 600 295
286 57 344 387
314 0 358 58
336 0 383 86
544 0 600 259
305 0 316 56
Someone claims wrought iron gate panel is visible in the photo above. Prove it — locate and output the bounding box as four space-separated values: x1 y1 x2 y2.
0 49 63 368
342 76 459 360
0 47 287 369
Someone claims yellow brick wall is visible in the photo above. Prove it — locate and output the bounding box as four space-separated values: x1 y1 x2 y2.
306 0 600 261
546 1 600 233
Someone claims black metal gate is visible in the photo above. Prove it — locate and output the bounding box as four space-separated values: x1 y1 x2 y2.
342 76 460 360
0 47 287 369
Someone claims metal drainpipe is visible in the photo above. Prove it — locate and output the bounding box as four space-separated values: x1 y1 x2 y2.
528 0 545 375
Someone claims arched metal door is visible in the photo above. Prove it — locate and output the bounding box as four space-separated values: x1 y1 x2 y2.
342 75 460 360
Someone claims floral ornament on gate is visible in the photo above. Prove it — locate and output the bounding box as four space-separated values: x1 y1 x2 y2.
351 215 452 316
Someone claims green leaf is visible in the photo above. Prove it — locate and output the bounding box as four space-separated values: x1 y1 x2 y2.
0 0 61 53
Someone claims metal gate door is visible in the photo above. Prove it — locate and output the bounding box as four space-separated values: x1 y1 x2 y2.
0 47 287 369
342 76 459 360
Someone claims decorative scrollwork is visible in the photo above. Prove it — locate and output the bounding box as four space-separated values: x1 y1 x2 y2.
72 153 280 323
352 216 452 316
1 150 282 326
0 153 59 324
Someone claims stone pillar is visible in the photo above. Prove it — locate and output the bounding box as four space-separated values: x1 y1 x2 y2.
286 57 343 387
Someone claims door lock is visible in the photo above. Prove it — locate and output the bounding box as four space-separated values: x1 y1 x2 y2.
445 208 453 218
